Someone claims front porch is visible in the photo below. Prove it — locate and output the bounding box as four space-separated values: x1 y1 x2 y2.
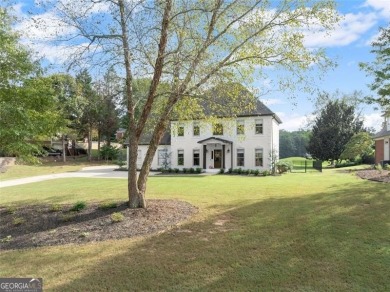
198 137 233 170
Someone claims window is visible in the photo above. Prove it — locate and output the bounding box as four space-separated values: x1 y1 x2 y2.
193 149 200 166
178 149 184 166
213 123 223 135
158 149 167 166
178 125 184 137
237 149 244 167
255 119 263 134
193 123 200 136
255 148 263 167
237 120 245 135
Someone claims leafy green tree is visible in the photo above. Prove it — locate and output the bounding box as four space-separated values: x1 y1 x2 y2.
340 132 374 161
76 69 100 161
307 99 363 164
360 25 390 110
40 0 339 208
95 69 121 149
0 8 62 161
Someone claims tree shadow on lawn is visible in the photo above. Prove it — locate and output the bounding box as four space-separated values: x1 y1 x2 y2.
4 181 389 291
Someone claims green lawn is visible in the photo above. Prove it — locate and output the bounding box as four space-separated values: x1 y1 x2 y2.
0 167 389 291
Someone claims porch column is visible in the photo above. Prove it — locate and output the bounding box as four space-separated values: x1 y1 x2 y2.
222 144 225 168
203 145 207 169
231 142 233 170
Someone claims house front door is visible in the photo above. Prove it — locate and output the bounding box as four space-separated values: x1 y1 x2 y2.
214 150 222 168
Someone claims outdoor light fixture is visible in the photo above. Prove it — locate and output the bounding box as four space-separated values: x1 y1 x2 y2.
227 148 230 153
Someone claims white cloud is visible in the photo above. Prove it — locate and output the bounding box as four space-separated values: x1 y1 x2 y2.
277 112 315 131
303 12 378 48
365 0 390 19
363 112 384 131
262 98 284 106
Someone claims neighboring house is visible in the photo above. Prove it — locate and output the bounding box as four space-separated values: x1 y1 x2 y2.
373 112 390 165
116 128 126 141
126 100 282 171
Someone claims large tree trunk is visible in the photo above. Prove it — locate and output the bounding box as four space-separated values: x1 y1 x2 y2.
97 130 101 160
62 134 66 162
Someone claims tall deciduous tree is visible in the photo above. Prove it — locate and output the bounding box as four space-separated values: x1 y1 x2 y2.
360 25 390 110
38 0 339 208
0 8 62 161
307 99 363 164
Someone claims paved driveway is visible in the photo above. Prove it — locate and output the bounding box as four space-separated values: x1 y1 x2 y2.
0 166 144 188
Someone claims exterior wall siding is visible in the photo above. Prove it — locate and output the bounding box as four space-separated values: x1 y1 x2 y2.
375 139 384 164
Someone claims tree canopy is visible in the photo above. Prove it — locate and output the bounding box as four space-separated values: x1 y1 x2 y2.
0 8 63 161
360 25 390 111
307 99 363 163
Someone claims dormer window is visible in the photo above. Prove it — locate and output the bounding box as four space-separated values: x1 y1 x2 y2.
213 123 224 135
178 125 184 136
237 120 245 135
193 123 200 136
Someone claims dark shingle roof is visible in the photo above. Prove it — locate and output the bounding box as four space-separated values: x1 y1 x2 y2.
373 128 390 139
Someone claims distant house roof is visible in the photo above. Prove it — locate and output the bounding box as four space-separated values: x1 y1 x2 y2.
124 131 171 146
373 128 390 139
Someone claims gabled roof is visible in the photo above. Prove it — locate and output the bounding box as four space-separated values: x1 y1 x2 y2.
124 132 171 145
197 137 233 144
373 128 390 139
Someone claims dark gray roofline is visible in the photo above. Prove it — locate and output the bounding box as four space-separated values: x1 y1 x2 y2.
197 137 233 144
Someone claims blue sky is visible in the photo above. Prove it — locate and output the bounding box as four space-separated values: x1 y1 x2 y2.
256 0 390 131
9 0 390 132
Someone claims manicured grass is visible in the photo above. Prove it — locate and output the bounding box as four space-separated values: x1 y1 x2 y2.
0 167 389 291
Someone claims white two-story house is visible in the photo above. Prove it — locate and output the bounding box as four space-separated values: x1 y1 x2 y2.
128 100 282 171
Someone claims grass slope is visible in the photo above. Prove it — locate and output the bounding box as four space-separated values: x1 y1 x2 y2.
0 168 389 291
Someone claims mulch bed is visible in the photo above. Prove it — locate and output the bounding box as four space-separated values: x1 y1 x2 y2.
355 169 390 183
0 200 198 250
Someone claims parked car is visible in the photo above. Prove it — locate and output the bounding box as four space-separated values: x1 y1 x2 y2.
43 146 62 157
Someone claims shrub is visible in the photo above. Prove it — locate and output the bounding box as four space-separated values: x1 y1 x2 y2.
384 163 390 170
183 168 187 173
111 212 125 223
219 168 225 174
253 169 260 176
276 161 293 173
196 168 202 173
228 168 233 174
262 170 270 176
188 168 194 173
70 201 87 212
237 168 242 175
60 214 75 222
0 235 12 243
375 163 383 171
99 202 118 210
100 145 120 161
6 206 17 214
168 168 173 173
116 159 126 169
50 204 62 212
13 217 25 226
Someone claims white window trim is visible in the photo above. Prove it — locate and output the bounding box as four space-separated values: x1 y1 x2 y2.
255 119 263 135
236 148 245 167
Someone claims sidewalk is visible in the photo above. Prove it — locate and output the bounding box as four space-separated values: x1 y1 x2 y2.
0 166 130 188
